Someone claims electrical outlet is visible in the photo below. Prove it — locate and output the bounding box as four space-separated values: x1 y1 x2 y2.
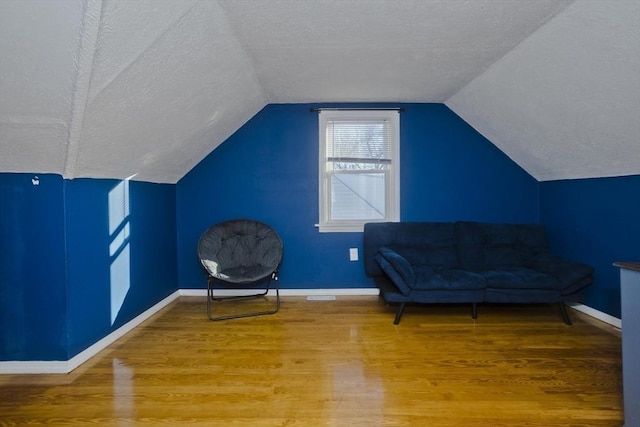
349 248 359 261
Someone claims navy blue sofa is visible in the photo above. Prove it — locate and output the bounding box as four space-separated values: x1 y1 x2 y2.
363 221 593 324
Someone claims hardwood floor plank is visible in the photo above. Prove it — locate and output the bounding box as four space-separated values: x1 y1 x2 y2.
0 296 622 426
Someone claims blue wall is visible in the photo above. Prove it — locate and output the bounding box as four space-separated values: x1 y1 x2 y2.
1 174 68 360
65 179 178 357
176 103 539 289
1 174 178 361
540 175 640 318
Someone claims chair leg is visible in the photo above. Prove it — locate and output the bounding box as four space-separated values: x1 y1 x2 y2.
207 274 280 321
559 302 572 325
471 302 478 319
393 303 406 325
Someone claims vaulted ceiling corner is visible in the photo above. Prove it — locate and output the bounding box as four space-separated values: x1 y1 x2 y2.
1 0 268 184
446 0 640 181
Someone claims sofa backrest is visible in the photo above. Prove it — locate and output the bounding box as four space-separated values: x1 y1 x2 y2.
455 221 549 268
363 222 456 277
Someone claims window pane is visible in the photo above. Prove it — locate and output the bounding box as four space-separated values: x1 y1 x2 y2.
327 120 391 161
330 173 385 220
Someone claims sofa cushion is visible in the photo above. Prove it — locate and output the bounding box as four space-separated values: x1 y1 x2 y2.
524 254 594 292
479 267 560 290
456 222 548 268
364 222 455 276
378 247 416 285
388 243 457 267
413 267 486 291
375 251 413 295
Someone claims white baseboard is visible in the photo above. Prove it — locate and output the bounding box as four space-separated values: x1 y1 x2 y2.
0 360 71 375
179 287 380 297
0 291 180 375
567 303 621 329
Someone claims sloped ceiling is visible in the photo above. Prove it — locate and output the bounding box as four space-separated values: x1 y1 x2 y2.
447 0 640 181
0 0 638 184
0 0 267 183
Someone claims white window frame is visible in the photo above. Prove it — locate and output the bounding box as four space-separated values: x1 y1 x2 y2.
318 109 400 233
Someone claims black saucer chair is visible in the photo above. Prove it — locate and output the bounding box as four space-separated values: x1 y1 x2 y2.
197 219 283 321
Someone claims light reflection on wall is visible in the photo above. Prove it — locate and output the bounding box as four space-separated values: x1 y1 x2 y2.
108 179 131 326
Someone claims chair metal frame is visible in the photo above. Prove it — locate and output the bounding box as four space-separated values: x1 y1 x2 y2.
206 271 280 321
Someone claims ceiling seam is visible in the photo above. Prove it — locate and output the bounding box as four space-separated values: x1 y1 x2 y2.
85 0 202 107
443 0 576 104
63 0 104 180
216 0 268 105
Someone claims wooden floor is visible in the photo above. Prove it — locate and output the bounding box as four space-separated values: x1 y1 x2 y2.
0 296 623 426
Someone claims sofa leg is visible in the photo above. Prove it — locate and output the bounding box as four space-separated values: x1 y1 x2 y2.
393 303 406 325
559 302 572 325
472 302 477 319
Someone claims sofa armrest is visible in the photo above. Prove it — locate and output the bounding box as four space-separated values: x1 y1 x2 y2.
525 254 593 290
374 247 416 295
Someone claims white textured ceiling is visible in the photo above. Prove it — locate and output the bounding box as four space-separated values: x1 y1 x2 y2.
447 0 640 181
0 0 638 183
219 0 572 102
1 0 267 183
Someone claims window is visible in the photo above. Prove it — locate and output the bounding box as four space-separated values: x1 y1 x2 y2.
318 109 400 232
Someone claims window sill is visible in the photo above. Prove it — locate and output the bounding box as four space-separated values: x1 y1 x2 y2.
316 224 365 233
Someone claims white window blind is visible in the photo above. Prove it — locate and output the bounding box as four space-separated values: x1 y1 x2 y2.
318 110 400 232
